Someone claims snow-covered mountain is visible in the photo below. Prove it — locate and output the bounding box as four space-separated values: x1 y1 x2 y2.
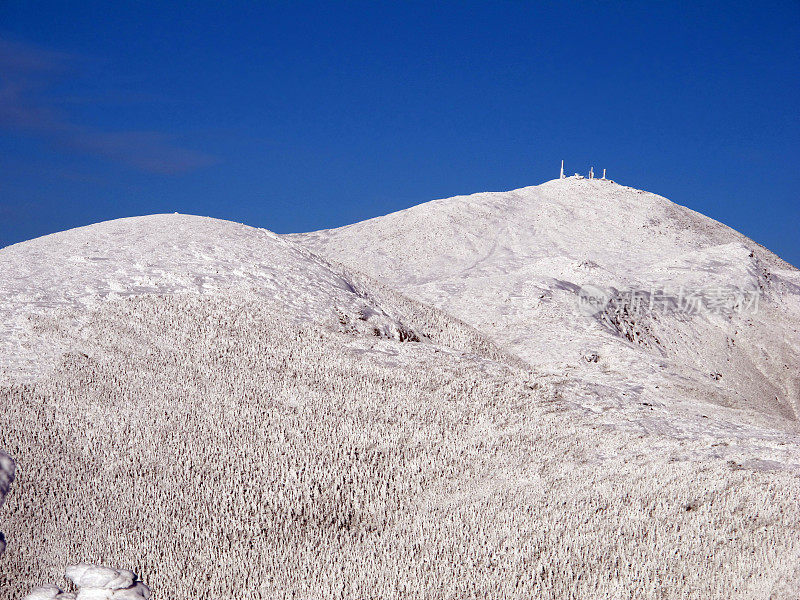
2 182 800 599
292 177 800 429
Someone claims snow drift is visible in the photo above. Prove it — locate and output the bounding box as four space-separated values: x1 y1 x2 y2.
22 564 150 600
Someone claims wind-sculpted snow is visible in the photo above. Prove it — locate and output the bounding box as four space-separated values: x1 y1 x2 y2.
293 177 800 426
22 564 151 599
2 294 800 599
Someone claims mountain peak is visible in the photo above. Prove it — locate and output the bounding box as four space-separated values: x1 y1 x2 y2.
292 180 800 426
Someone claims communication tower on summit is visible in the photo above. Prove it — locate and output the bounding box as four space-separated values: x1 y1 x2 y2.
560 161 608 181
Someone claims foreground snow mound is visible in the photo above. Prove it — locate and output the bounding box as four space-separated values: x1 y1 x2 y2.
20 586 69 600
292 177 800 426
22 565 150 600
0 214 426 382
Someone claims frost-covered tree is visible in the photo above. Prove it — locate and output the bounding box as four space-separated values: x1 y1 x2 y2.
2 293 799 599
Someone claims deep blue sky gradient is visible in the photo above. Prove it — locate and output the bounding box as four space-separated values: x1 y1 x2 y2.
1 1 798 266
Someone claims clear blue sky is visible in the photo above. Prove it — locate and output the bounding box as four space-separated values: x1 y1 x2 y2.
1 1 798 266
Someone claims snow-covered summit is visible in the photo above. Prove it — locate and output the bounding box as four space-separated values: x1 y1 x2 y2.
0 214 420 382
1 213 357 309
292 178 800 426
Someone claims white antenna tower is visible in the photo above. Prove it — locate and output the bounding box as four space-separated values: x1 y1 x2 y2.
602 168 606 180
560 160 565 179
589 166 594 179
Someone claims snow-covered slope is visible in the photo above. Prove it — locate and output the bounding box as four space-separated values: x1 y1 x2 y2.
292 177 800 428
3 292 800 600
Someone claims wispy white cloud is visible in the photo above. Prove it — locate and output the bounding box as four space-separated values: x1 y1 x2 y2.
0 37 217 174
